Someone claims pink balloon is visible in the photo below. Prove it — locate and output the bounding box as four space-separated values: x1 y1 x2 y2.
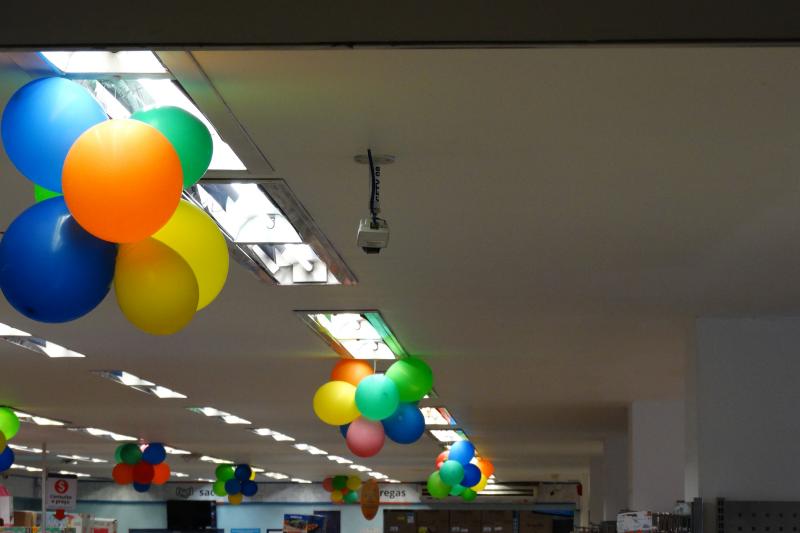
346 417 386 458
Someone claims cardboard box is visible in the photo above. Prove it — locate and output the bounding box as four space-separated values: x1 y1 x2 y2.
384 510 416 533
449 511 482 533
519 513 553 533
480 511 514 532
13 511 37 527
415 510 449 533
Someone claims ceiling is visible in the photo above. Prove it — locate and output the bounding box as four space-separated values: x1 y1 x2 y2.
2 46 800 484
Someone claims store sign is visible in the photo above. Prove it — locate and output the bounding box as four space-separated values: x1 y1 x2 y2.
379 484 421 504
46 477 77 510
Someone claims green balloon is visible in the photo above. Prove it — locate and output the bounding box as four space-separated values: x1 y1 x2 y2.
355 374 400 421
131 106 213 188
427 471 450 500
0 408 19 440
449 484 466 496
212 479 227 497
119 443 142 465
215 464 235 481
439 460 465 486
332 475 348 490
113 444 126 464
34 185 61 203
385 357 433 402
462 488 477 502
344 490 360 504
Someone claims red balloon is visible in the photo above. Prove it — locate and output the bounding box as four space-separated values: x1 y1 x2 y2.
152 462 171 485
346 417 385 458
435 451 448 469
54 510 66 520
112 463 134 485
341 487 350 495
133 461 155 484
322 477 334 492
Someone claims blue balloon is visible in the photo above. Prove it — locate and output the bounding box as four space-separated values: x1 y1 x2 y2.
1 77 107 192
339 424 350 439
448 440 476 465
225 478 241 495
142 443 166 465
0 197 117 323
382 403 425 444
461 463 482 487
241 480 258 497
234 464 252 481
132 482 150 493
0 447 15 472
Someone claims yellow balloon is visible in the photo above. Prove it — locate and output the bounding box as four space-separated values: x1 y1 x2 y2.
331 490 344 503
114 239 199 335
313 381 359 426
473 474 488 492
0 431 6 451
153 200 229 310
228 493 243 505
249 471 256 481
346 476 362 491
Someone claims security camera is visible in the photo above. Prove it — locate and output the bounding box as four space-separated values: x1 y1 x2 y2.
357 218 390 254
354 149 394 254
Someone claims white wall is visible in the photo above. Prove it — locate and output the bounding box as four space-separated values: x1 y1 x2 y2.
694 317 800 499
589 456 604 524
628 400 684 512
602 433 628 520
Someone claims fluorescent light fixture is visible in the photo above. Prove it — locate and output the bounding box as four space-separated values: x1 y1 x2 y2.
197 478 215 482
200 455 234 465
430 429 469 443
1 323 86 358
421 407 457 427
387 479 401 484
251 467 265 473
368 472 388 480
71 427 137 442
184 180 356 286
349 465 372 473
293 443 327 455
327 455 353 465
292 478 312 484
251 428 295 442
188 407 251 425
264 472 289 480
165 446 192 455
173 472 189 478
57 455 108 464
93 371 187 399
300 311 406 360
8 444 44 454
11 464 43 473
40 51 167 75
14 410 67 426
58 470 90 478
72 76 245 171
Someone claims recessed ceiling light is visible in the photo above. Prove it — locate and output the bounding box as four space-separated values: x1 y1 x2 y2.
197 478 215 482
184 181 355 286
57 455 108 464
199 456 234 465
368 472 388 480
327 455 353 465
387 479 401 483
58 470 90 478
40 51 167 75
349 465 372 473
291 478 312 484
292 443 327 456
264 472 289 480
251 428 295 442
430 429 469 443
421 407 457 427
164 446 192 455
173 472 189 478
300 311 406 360
188 407 251 425
13 410 67 426
8 444 44 454
11 464 43 473
1 324 86 358
93 371 187 399
71 427 137 442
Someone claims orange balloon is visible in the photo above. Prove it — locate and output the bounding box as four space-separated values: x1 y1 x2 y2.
477 459 495 478
63 119 183 243
112 463 134 485
331 359 374 386
152 462 171 485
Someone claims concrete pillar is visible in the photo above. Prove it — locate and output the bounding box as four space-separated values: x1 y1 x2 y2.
691 317 800 499
602 432 629 521
589 455 605 524
628 399 685 512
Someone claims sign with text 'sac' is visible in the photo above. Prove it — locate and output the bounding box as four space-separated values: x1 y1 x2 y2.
46 477 77 510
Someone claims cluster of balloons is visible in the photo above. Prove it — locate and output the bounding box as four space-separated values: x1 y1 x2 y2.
0 77 229 335
322 475 362 504
112 442 171 492
426 441 495 502
0 408 20 473
313 357 433 458
213 464 259 505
